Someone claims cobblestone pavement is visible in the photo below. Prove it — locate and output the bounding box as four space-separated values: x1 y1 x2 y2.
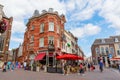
0 66 120 80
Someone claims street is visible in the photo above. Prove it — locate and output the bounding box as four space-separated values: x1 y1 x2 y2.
0 66 120 80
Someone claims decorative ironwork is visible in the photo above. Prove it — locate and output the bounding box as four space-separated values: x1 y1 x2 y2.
48 40 55 51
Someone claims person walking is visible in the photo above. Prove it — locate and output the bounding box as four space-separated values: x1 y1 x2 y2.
79 63 84 76
11 61 15 71
2 62 7 72
87 63 91 71
118 64 120 72
23 61 27 70
99 60 104 72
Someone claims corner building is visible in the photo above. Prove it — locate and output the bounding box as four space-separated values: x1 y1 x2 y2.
0 4 13 61
91 35 120 67
23 8 66 66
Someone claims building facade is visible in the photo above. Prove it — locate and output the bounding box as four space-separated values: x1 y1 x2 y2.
22 8 66 66
22 8 84 66
0 4 13 61
91 35 120 67
61 30 78 54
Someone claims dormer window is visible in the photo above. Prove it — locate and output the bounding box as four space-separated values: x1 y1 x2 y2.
115 38 119 42
101 39 105 43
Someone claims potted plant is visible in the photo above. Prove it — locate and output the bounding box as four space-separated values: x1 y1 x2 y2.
36 62 41 72
32 62 36 71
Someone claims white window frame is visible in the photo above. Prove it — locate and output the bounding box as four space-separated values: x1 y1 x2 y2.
39 38 44 47
49 22 54 31
40 23 44 33
115 38 119 42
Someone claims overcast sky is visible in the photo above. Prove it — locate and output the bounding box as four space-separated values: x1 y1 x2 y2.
1 0 120 57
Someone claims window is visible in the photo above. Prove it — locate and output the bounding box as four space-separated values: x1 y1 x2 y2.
117 50 120 55
40 23 44 33
30 35 34 42
110 47 114 54
95 47 99 54
115 38 119 42
49 22 54 31
105 47 109 54
101 39 105 43
101 47 104 54
39 38 44 47
31 25 34 30
48 36 54 44
57 25 60 33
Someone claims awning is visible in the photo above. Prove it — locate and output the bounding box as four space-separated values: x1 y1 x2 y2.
34 52 46 61
110 57 120 61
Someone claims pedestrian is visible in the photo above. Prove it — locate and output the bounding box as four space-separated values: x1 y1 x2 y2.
2 62 7 72
11 61 15 71
23 61 27 70
87 63 91 71
15 61 18 69
118 64 120 72
79 63 84 76
99 60 104 72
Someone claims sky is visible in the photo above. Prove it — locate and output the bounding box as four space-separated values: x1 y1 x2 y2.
1 0 120 57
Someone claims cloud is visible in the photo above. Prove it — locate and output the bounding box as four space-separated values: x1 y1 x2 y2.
12 20 26 33
70 23 101 38
68 0 102 21
99 0 120 34
11 36 23 43
0 0 66 44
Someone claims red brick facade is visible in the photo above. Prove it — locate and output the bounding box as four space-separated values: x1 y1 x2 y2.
22 10 66 61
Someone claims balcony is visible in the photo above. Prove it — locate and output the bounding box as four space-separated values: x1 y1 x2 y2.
48 41 55 51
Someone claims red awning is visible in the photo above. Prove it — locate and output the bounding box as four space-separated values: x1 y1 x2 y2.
34 53 46 61
110 57 120 61
56 53 84 60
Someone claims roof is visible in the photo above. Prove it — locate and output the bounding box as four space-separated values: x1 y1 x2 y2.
26 8 66 26
93 35 120 45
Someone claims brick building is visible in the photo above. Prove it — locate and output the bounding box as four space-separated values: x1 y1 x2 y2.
22 8 84 66
91 35 120 67
22 8 66 66
0 4 13 61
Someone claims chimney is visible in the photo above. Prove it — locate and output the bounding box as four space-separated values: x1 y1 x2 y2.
33 9 39 17
48 8 53 12
42 10 47 13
